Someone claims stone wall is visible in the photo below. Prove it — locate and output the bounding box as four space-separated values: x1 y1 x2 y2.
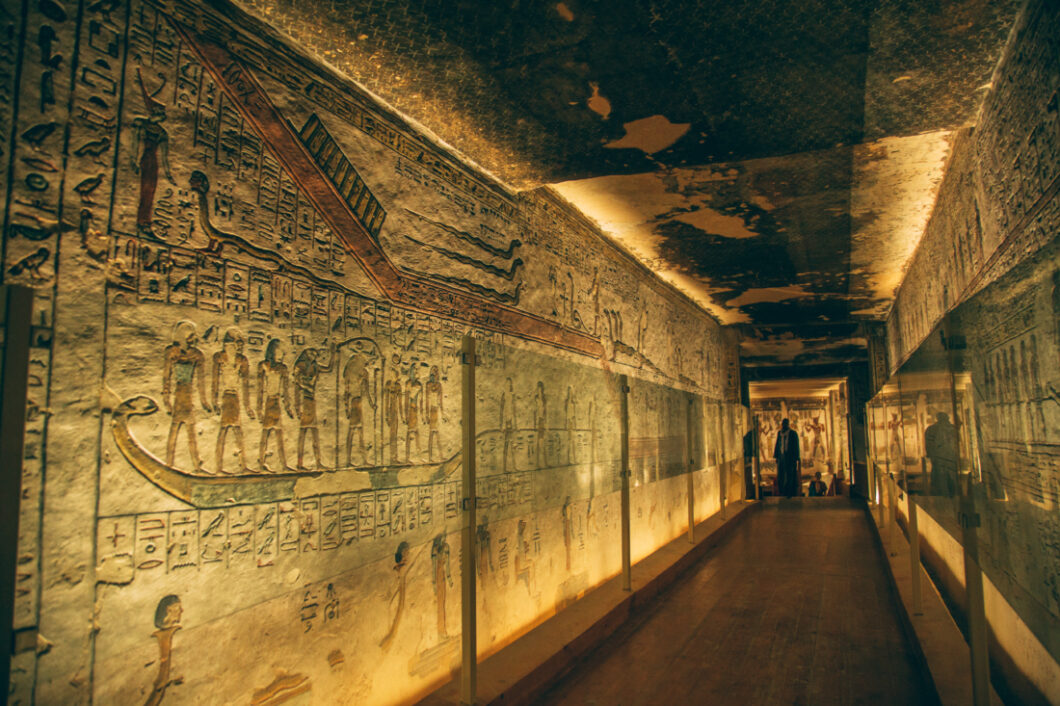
0 0 741 703
886 0 1060 369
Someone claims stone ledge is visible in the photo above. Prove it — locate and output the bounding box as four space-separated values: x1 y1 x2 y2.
419 501 759 706
863 500 1002 706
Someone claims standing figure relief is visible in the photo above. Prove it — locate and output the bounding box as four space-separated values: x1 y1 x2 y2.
212 327 254 474
293 340 336 470
258 338 295 473
162 321 211 471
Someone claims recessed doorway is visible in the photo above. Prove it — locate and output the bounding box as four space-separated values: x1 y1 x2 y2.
749 378 852 497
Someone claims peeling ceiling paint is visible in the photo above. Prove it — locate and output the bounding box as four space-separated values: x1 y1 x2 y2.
727 285 815 307
587 82 612 120
554 129 954 329
849 130 953 316
672 208 759 240
604 115 691 154
555 2 575 22
238 0 1021 365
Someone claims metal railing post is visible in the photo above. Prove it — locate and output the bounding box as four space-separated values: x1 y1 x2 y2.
908 465 923 615
753 414 762 501
686 394 695 543
460 336 477 705
846 412 855 494
888 473 898 555
875 464 885 527
619 375 631 591
960 495 990 706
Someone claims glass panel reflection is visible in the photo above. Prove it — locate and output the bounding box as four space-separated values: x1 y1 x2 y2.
867 236 1060 669
474 341 621 655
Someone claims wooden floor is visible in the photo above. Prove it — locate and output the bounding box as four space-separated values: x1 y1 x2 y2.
539 499 936 706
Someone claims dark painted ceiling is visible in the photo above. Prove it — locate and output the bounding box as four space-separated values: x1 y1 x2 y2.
239 0 1019 363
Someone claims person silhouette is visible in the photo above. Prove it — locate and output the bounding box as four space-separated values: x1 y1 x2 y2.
774 418 801 497
924 412 958 497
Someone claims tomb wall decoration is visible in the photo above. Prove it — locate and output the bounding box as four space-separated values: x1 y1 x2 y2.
0 0 741 703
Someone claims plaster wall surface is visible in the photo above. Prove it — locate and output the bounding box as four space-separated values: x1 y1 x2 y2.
0 1 742 703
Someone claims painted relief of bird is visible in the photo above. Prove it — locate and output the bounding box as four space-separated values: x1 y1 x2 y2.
74 173 104 203
78 209 108 261
8 247 51 281
8 223 52 241
172 273 192 293
73 136 111 160
21 122 60 149
8 212 76 241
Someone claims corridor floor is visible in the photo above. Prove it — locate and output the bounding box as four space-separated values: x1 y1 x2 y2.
539 500 935 706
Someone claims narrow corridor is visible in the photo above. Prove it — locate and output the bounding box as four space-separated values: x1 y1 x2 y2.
540 501 934 706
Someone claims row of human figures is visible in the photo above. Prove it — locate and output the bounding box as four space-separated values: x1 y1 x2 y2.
159 320 446 474
496 377 607 473
981 334 1053 443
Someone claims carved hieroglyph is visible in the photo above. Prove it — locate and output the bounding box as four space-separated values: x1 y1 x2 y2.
1 0 742 703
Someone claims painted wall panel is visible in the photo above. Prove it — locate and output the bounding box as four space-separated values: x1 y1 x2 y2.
0 0 739 703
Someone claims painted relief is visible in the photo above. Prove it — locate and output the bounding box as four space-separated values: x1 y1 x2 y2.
751 389 852 497
753 399 833 473
474 345 621 636
887 3 1060 371
948 241 1060 638
2 0 737 703
627 376 736 561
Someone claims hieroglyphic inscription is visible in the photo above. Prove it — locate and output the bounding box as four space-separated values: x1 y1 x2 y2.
96 473 533 580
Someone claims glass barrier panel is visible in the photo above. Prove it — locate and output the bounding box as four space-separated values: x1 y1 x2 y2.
865 234 1060 676
722 403 750 502
473 340 621 658
865 399 886 503
877 382 904 489
944 236 1060 664
893 328 962 585
739 404 756 500
690 395 721 522
627 376 694 562
708 400 726 506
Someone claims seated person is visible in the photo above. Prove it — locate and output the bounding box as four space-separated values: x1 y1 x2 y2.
808 471 827 497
